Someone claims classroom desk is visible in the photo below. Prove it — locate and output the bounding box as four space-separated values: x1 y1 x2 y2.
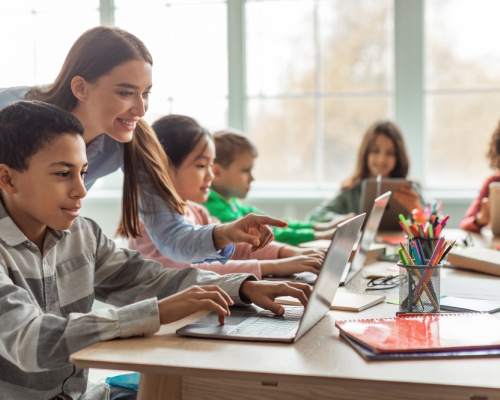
71 263 500 400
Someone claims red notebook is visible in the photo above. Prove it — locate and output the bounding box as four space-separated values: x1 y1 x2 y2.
335 313 500 354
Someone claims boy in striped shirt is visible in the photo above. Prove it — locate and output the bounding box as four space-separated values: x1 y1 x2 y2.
0 101 310 400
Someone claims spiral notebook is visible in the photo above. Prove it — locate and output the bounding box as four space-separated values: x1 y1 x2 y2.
335 312 500 354
340 332 500 361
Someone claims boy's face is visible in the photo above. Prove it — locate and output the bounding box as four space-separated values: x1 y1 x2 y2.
212 151 255 199
171 137 215 204
0 134 87 245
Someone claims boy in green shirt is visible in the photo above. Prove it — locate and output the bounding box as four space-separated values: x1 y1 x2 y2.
205 130 347 246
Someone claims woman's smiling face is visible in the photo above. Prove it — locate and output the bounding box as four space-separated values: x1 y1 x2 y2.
73 59 152 143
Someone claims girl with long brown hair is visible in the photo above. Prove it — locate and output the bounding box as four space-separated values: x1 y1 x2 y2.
308 120 421 222
129 114 324 278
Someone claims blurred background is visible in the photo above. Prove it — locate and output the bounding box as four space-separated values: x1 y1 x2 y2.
2 0 497 235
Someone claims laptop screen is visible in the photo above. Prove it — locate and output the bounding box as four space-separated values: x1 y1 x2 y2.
295 213 365 341
341 191 391 284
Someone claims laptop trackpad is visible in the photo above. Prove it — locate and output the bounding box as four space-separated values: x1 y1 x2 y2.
177 305 265 337
188 305 263 327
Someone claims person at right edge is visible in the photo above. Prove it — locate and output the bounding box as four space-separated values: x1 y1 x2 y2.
459 121 500 232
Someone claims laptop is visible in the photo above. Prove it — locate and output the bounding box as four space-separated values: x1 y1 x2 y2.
176 213 365 343
272 192 391 286
339 191 391 285
490 182 500 236
359 177 412 231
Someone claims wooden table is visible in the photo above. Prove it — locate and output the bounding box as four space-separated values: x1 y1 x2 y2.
71 263 500 400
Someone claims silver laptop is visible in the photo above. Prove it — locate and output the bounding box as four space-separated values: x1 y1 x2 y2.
176 213 365 343
277 192 391 286
339 191 391 285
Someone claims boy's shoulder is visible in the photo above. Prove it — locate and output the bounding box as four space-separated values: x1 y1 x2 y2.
68 216 108 243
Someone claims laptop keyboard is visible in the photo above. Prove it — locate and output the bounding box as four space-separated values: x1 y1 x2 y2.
227 306 304 337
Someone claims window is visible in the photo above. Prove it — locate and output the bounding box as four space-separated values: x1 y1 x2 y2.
1 0 497 195
114 0 228 131
425 0 500 189
245 0 394 188
0 0 99 87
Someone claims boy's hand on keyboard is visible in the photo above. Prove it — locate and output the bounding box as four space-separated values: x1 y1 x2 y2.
239 281 312 316
158 285 233 325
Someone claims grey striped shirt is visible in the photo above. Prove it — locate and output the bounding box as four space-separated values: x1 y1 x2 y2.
0 199 253 399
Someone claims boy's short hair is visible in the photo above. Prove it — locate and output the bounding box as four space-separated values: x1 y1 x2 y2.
0 100 84 171
212 129 258 168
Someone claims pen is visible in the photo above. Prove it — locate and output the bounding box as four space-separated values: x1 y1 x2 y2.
434 224 443 237
399 214 410 232
399 220 411 237
428 237 446 266
415 239 426 264
409 225 420 238
410 242 424 265
417 223 425 238
438 240 456 263
398 248 414 312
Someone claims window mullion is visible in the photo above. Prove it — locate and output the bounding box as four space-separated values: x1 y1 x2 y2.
227 0 247 131
394 0 425 183
100 0 114 26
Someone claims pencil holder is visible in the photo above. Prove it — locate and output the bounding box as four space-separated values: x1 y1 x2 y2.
397 261 442 314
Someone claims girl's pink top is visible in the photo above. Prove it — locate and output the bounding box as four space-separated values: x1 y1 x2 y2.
128 201 284 279
459 174 500 232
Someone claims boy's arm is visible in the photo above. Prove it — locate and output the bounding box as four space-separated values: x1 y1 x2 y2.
0 226 253 374
272 227 316 246
0 263 160 372
205 191 258 222
91 220 255 308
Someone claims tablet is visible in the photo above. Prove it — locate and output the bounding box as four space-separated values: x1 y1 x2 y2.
489 182 500 236
359 178 412 231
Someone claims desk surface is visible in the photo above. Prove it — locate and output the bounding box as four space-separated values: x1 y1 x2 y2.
72 262 500 400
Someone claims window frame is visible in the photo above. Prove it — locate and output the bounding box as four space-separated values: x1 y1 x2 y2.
22 0 478 199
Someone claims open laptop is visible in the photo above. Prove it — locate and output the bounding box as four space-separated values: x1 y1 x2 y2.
359 177 411 231
272 192 391 286
339 191 391 285
176 213 365 343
